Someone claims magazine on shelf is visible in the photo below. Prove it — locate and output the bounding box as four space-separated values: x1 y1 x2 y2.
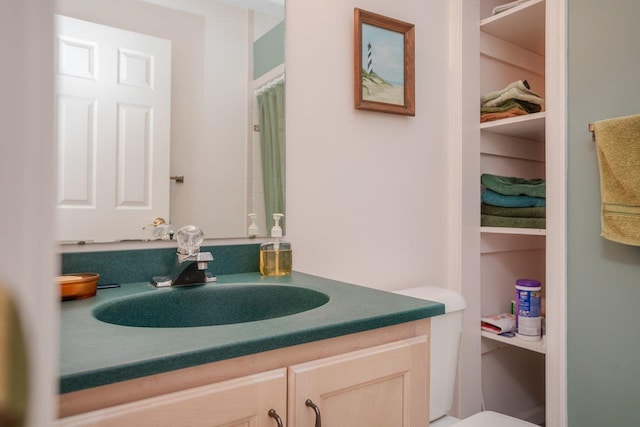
481 313 516 335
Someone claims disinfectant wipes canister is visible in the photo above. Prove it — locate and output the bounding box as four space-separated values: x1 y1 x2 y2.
515 278 542 341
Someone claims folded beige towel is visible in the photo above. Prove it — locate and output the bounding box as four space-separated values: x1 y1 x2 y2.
594 113 640 245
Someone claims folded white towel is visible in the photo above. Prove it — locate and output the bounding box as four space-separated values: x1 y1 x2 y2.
481 80 545 110
482 86 545 108
481 80 529 104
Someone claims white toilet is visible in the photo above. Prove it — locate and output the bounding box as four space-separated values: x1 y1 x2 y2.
394 286 539 427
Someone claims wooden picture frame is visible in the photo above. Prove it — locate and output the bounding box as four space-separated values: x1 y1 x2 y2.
354 8 415 116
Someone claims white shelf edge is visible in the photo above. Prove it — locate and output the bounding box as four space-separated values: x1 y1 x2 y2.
480 0 545 27
480 112 546 141
481 226 546 236
480 111 546 129
481 331 546 354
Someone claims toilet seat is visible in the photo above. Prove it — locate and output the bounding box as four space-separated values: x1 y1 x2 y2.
430 415 462 427
451 411 539 427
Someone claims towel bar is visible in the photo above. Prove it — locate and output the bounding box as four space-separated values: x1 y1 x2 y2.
588 122 595 140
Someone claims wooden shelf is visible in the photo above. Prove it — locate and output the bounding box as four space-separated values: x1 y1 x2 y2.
480 112 546 141
481 331 546 354
480 0 545 55
481 226 546 236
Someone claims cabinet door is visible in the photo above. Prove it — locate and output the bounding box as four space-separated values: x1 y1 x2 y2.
57 368 287 427
288 336 429 427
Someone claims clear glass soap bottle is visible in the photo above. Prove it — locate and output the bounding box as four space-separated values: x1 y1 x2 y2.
259 213 292 276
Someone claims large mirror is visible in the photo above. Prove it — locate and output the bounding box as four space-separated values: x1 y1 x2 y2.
54 0 285 243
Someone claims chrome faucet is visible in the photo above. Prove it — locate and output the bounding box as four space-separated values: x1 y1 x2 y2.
151 225 217 287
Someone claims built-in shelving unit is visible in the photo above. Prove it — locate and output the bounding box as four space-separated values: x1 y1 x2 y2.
458 0 566 424
474 0 548 424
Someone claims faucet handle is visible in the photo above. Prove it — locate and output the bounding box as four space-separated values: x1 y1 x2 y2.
176 225 205 256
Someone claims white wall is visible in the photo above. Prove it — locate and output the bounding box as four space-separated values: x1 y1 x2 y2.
253 11 282 40
286 0 455 291
175 0 251 239
1 2 58 425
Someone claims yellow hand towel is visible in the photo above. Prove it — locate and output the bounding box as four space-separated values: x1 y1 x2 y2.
0 287 28 427
594 113 640 245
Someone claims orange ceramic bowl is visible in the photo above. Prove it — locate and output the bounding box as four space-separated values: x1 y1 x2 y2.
58 273 99 301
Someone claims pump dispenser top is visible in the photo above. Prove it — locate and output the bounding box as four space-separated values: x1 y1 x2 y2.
247 213 259 237
271 213 283 248
260 213 292 276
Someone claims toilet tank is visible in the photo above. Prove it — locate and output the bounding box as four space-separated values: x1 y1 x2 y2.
393 286 467 422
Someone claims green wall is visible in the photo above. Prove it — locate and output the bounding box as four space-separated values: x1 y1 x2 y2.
253 21 285 80
568 1 640 425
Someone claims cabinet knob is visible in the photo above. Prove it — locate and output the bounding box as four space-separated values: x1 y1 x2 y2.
268 409 284 427
305 399 322 427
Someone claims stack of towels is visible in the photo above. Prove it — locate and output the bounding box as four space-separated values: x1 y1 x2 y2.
481 173 546 229
480 80 545 123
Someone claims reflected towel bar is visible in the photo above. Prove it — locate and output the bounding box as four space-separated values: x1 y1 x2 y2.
589 122 595 140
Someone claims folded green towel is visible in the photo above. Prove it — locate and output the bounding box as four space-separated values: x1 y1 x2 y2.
481 203 546 218
480 99 542 114
481 173 546 198
481 214 546 229
482 189 546 207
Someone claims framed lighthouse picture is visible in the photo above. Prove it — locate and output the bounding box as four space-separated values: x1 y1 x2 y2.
354 8 415 116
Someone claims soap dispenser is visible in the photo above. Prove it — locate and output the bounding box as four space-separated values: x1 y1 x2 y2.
259 213 292 276
247 213 259 238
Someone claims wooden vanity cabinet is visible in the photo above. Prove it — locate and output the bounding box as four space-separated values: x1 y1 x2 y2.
57 320 430 427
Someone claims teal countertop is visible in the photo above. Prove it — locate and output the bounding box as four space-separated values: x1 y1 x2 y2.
59 272 444 394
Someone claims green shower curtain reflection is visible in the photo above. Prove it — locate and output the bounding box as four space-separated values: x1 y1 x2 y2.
257 80 286 232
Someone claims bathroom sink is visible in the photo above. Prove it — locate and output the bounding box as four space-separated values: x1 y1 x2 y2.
92 284 330 328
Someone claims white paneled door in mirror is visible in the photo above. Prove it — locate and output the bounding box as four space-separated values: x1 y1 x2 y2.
55 15 171 242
